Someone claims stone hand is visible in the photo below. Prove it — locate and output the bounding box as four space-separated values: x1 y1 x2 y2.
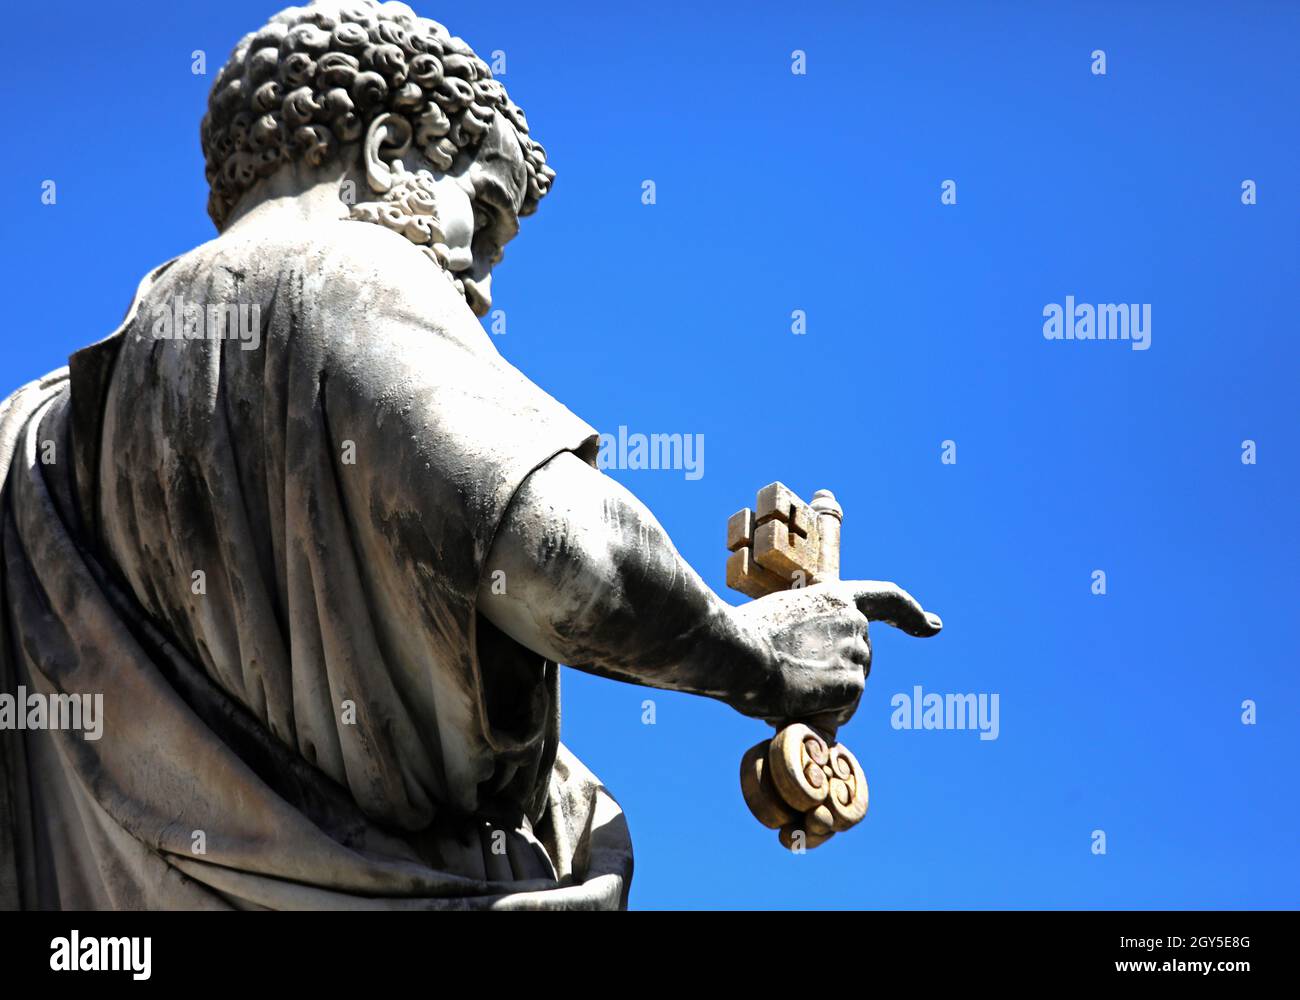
732 581 942 732
480 453 940 733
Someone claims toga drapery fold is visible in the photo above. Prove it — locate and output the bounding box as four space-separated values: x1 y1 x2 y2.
0 221 632 909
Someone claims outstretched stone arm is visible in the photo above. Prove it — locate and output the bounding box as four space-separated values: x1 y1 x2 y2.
478 452 942 728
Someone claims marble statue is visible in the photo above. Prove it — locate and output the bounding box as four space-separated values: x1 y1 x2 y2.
0 0 940 910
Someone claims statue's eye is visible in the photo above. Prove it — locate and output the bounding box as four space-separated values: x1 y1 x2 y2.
474 207 493 232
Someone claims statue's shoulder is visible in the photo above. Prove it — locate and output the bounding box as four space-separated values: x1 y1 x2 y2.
139 220 475 355
181 219 447 302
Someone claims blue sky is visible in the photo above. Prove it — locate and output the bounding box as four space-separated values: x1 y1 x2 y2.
2 1 1296 908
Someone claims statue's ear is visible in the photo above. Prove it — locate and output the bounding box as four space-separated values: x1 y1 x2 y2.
363 112 413 194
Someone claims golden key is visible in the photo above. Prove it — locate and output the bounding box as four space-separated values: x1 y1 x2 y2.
727 483 869 850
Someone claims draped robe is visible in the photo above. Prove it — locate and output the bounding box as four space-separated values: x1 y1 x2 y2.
0 220 633 909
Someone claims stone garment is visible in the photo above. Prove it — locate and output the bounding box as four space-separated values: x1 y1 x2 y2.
0 221 632 909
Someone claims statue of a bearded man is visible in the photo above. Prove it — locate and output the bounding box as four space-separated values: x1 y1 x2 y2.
0 0 940 910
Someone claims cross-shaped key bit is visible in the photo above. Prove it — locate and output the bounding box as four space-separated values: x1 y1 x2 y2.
725 482 823 598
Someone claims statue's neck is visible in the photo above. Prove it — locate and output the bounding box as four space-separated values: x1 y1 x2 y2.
222 174 353 237
218 162 488 314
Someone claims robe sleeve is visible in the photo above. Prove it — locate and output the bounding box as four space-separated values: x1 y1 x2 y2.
303 226 602 819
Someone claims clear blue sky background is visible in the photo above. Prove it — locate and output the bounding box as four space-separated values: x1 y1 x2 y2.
1 1 1296 909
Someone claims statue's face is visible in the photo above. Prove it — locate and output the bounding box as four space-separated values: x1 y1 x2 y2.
411 112 527 316
360 109 530 317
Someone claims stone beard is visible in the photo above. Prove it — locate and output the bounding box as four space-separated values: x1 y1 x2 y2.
347 166 487 312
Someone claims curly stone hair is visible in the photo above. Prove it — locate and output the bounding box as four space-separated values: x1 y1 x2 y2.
200 0 555 231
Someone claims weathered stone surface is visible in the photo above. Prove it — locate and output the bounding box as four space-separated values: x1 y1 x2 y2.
0 0 941 908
